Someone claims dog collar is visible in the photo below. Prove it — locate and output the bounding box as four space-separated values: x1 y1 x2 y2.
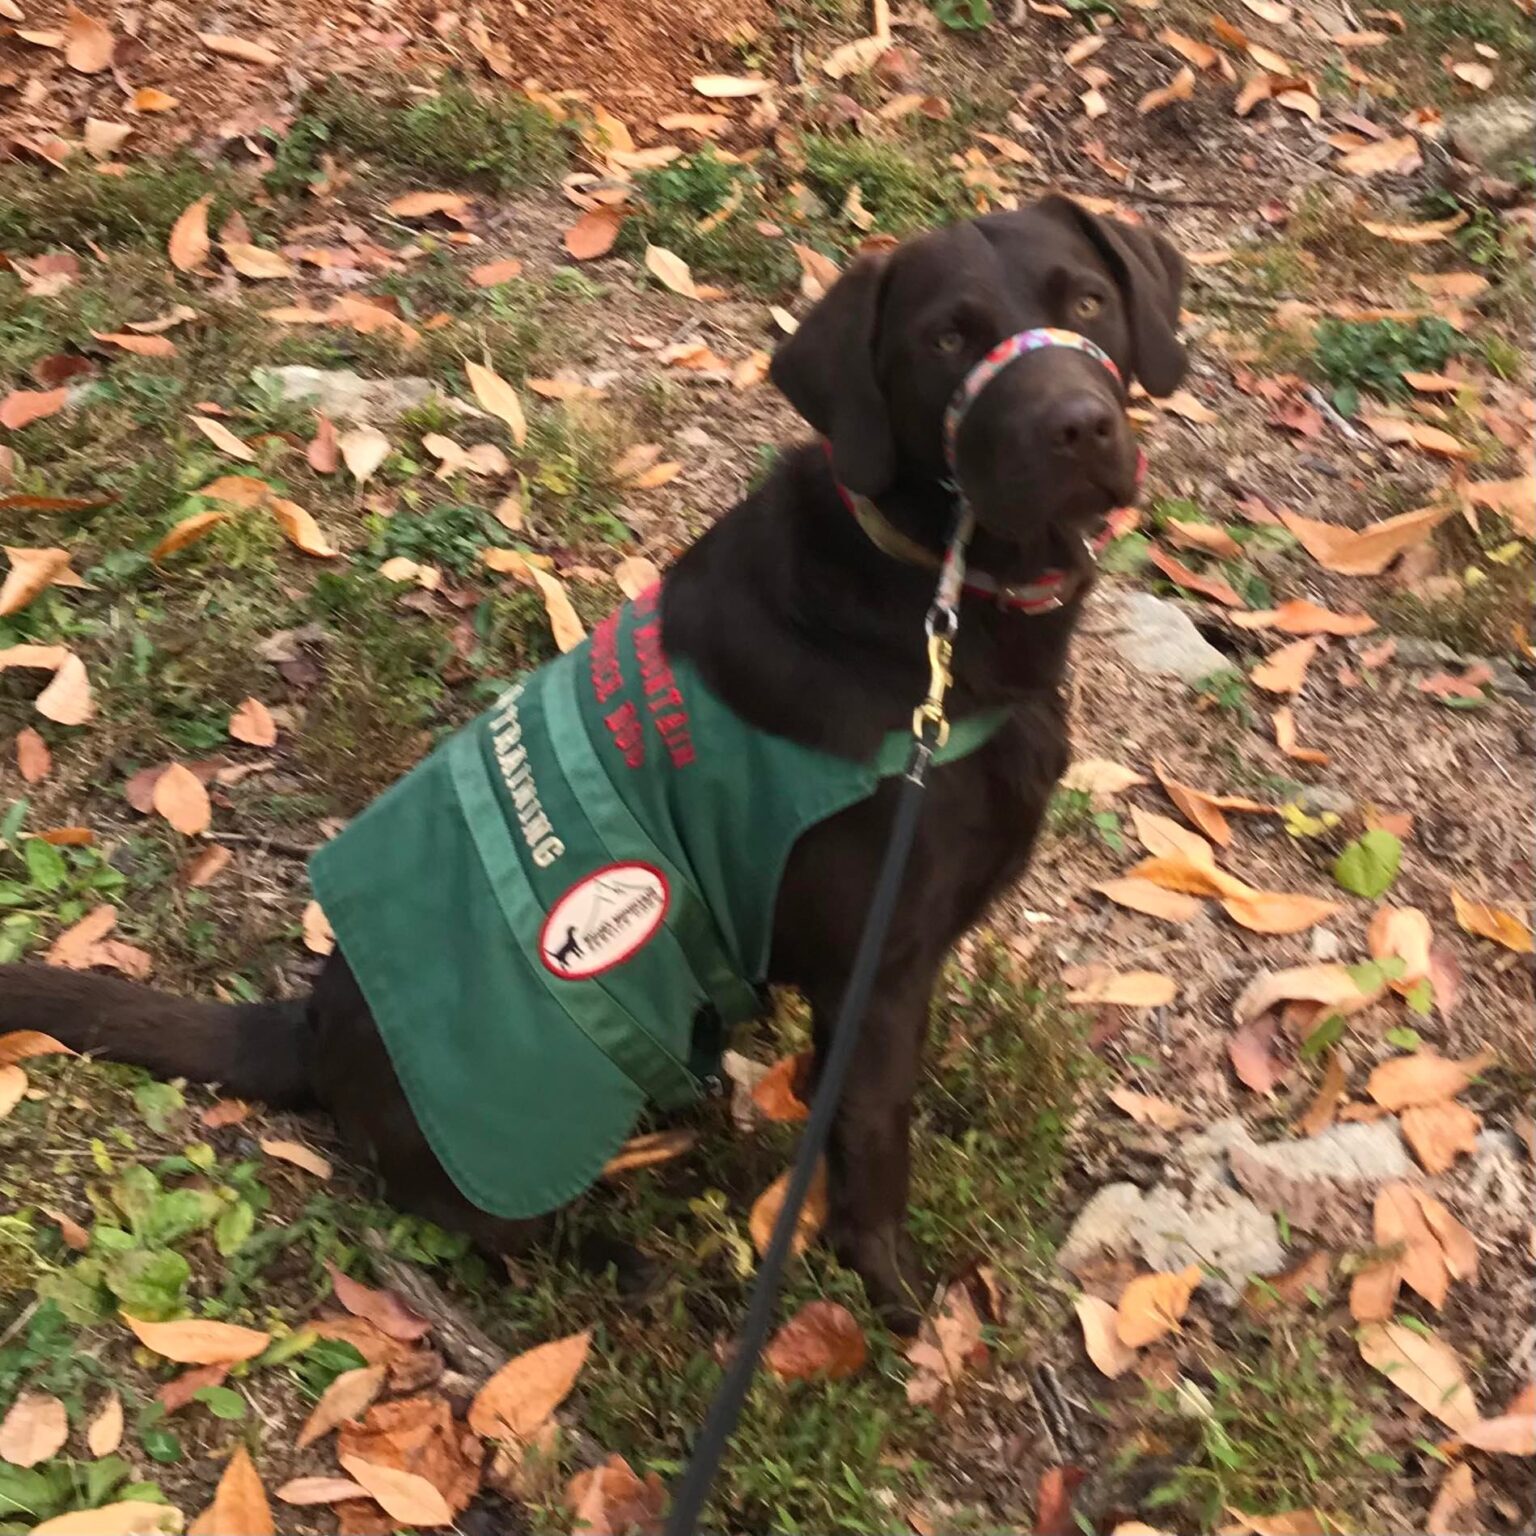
830 326 1138 615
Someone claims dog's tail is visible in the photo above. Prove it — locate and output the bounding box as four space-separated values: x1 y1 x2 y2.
0 964 316 1108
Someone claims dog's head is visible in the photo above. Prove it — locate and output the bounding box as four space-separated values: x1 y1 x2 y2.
771 195 1186 562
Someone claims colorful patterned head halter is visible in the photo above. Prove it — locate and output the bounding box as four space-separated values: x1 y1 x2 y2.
942 326 1123 477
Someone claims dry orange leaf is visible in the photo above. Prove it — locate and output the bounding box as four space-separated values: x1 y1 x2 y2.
338 424 391 485
197 474 270 507
1296 1050 1347 1137
1460 1413 1536 1457
1451 888 1533 953
751 1052 811 1122
183 844 232 888
465 360 528 448
0 1391 68 1467
386 191 471 219
296 1364 387 1449
90 330 174 357
1360 414 1471 459
85 1390 123 1458
763 1300 867 1381
190 1445 273 1536
1 546 76 617
0 387 70 430
1229 1013 1284 1096
190 414 255 462
1106 1086 1193 1131
275 1476 372 1506
198 31 281 65
1230 598 1376 636
259 1138 333 1179
1337 132 1419 175
1357 1320 1478 1431
1160 26 1219 67
149 509 231 562
1221 889 1340 935
1116 1265 1201 1347
1250 637 1319 694
63 5 113 71
566 1453 669 1535
471 258 525 286
612 556 661 600
1092 878 1204 923
1272 706 1328 766
1166 518 1240 558
0 1030 75 1067
130 86 179 112
1060 757 1148 796
1075 1294 1138 1378
123 1314 271 1364
270 497 339 558
302 899 334 955
16 726 52 784
229 696 278 747
1152 760 1270 847
1130 806 1216 867
1147 545 1243 607
468 1329 592 1442
1361 211 1469 243
691 73 769 97
33 1505 183 1535
643 244 697 298
1233 963 1381 1026
222 241 295 280
1367 905 1432 990
168 195 212 273
601 1126 696 1176
1366 1047 1495 1111
1401 1101 1480 1175
1064 969 1177 1008
483 549 584 652
152 762 211 836
0 1065 26 1122
1138 65 1197 113
564 208 625 261
337 1457 452 1529
749 1158 828 1258
1277 505 1450 575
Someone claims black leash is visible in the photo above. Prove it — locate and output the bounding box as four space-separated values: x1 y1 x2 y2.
664 525 973 1536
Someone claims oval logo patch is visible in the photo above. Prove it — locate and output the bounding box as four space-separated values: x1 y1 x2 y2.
540 862 669 979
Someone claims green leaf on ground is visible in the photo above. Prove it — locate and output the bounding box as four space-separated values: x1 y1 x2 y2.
1333 830 1402 899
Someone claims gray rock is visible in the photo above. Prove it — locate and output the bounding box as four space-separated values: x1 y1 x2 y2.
1387 637 1529 701
1447 98 1536 176
1058 1163 1285 1306
1294 784 1356 818
252 366 481 424
1090 589 1230 686
1228 1120 1412 1242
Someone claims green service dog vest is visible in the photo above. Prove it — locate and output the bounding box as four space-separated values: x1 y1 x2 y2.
309 587 1003 1220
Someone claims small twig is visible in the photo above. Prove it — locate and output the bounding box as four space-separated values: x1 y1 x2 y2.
363 1234 508 1384
215 832 322 858
1303 384 1367 446
0 1299 39 1351
1475 733 1518 790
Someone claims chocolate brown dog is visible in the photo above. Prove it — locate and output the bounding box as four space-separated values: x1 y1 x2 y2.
0 195 1185 1328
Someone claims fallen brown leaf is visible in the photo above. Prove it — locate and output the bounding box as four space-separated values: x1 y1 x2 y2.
1 545 76 617
1093 877 1204 923
764 1300 868 1380
1116 1265 1201 1347
270 497 339 558
386 191 471 219
564 208 626 261
1250 637 1319 694
749 1159 827 1258
1357 1320 1478 1431
1277 505 1450 575
302 899 335 955
1221 889 1340 935
468 1330 592 1442
601 1127 696 1176
1107 1086 1193 1131
1152 759 1270 847
1361 211 1469 244
260 1138 333 1179
297 1364 388 1449
1427 1461 1477 1534
1064 969 1178 1008
198 31 281 65
0 1390 68 1467
1272 706 1328 766
63 5 113 71
1075 1293 1139 1378
325 1261 431 1343
0 387 70 430
276 1477 373 1507
465 361 528 447
1230 598 1376 636
228 696 277 747
1147 545 1243 607
190 1445 272 1536
752 1052 811 1122
1451 888 1533 953
85 1390 123 1457
338 1456 452 1529
1367 1047 1495 1110
567 1453 668 1535
168 196 212 273
152 762 211 836
1401 1100 1480 1175
1229 1014 1284 1095
123 1314 271 1364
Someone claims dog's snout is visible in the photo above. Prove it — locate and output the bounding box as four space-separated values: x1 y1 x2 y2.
1043 392 1118 458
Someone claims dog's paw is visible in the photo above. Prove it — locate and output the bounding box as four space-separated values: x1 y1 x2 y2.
832 1223 930 1336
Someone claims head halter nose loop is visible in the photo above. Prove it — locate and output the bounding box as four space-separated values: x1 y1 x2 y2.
942 327 1122 478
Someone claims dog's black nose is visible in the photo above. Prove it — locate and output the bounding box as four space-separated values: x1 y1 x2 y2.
1044 393 1118 458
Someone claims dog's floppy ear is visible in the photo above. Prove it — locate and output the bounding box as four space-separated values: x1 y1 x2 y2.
1042 194 1187 397
769 252 895 497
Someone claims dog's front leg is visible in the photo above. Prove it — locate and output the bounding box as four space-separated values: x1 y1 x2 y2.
810 970 936 1333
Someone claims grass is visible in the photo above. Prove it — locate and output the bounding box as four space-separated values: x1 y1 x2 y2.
266 77 567 198
625 150 798 294
1310 316 1462 415
800 132 970 236
1140 1330 1398 1529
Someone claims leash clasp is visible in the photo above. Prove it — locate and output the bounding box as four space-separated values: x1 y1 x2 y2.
913 625 954 747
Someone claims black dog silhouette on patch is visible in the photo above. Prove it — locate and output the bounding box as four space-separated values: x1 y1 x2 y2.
548 925 582 970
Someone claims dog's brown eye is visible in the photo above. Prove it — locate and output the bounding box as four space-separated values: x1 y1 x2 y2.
1073 294 1104 321
934 330 965 356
